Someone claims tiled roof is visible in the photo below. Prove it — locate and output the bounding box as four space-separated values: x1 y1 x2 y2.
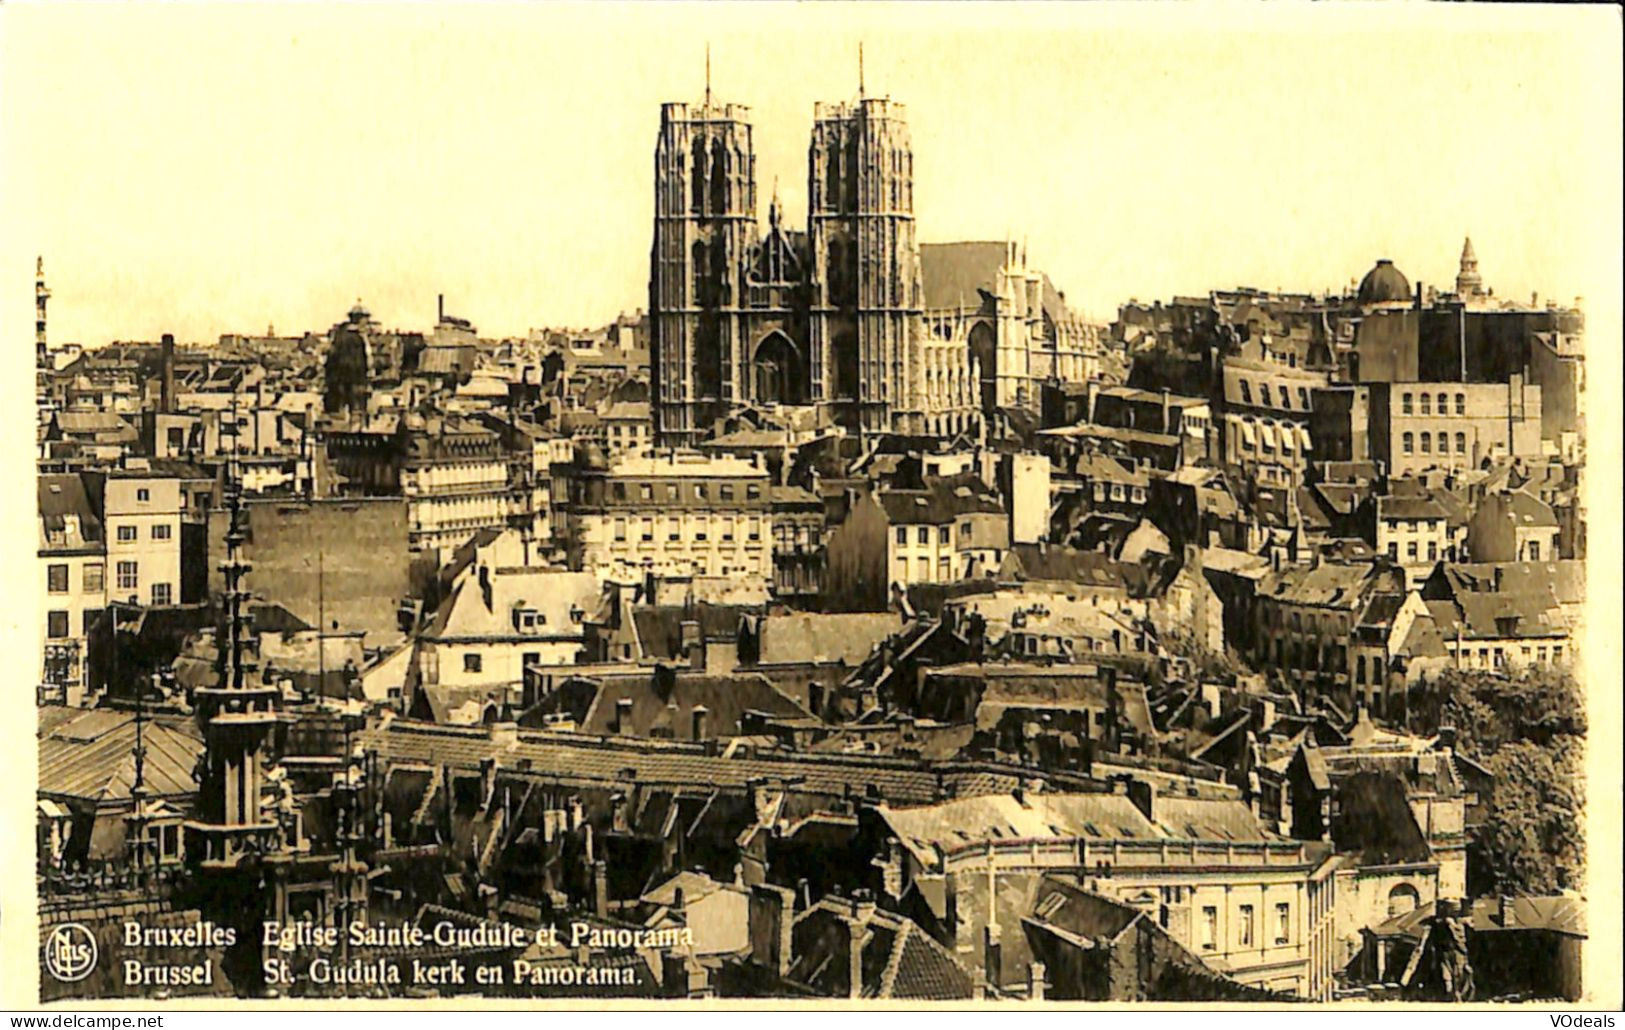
630 603 754 660
1259 561 1390 609
1437 561 1584 607
364 718 1054 805
876 790 1282 863
574 671 812 738
787 896 975 999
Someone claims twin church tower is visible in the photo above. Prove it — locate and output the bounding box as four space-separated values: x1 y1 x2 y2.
650 71 927 443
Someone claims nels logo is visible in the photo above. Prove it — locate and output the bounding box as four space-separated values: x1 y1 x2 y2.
43 922 98 982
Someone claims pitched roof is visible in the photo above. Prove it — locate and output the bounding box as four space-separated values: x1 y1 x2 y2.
1436 561 1585 607
1479 488 1559 529
787 896 975 999
427 567 600 642
574 671 812 738
631 603 754 660
875 790 1284 863
38 474 103 549
38 708 203 802
364 718 1074 806
919 241 1010 311
877 478 1005 525
754 612 903 667
1258 561 1389 609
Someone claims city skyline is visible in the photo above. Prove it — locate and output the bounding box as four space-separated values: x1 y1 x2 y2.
4 4 1620 347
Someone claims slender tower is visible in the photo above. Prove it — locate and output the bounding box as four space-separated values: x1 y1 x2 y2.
35 257 49 370
36 257 52 419
807 66 923 436
649 59 758 445
185 405 290 990
1455 236 1483 298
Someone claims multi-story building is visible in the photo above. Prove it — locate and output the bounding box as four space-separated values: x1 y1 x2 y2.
1219 357 1329 487
865 789 1341 999
1371 493 1466 587
768 484 826 602
1465 489 1560 563
401 419 517 556
94 466 182 609
1368 378 1543 477
1250 561 1407 703
415 561 601 696
561 451 774 590
39 474 106 704
878 478 1009 588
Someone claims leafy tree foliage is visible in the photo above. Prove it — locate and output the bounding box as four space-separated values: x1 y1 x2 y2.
1410 666 1586 897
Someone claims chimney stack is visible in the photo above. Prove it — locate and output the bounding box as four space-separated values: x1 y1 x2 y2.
691 704 710 741
592 860 609 918
616 697 634 735
1125 778 1156 822
160 333 176 414
749 884 797 977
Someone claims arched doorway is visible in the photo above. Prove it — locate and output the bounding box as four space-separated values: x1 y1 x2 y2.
753 331 805 406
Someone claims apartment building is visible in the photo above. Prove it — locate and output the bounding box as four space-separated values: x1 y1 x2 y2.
39 475 107 704
96 467 182 608
562 451 773 589
1369 378 1543 477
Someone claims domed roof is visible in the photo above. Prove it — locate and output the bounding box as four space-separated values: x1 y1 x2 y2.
1357 259 1412 306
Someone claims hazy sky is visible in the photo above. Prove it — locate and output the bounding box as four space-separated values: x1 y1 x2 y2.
2 3 1620 345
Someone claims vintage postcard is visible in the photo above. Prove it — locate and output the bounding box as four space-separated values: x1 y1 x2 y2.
2 1 1619 1011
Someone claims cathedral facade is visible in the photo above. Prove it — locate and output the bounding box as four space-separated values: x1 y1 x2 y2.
649 87 1091 444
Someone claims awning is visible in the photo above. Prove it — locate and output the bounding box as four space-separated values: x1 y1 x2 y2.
1259 422 1279 450
1298 425 1314 452
1236 419 1257 446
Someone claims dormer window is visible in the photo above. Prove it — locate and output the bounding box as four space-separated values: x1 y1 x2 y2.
513 606 547 632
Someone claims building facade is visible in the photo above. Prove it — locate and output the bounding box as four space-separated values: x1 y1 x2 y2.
561 451 774 589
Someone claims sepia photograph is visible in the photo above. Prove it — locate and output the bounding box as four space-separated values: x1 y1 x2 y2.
2 1 1619 1011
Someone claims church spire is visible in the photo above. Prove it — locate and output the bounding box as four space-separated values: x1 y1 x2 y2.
1456 234 1482 297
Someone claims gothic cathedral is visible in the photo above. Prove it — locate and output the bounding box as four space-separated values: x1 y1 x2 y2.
650 91 924 444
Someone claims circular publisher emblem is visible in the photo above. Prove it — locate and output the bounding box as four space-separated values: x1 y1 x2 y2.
43 922 98 982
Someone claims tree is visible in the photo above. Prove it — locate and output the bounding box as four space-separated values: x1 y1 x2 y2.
1409 666 1586 897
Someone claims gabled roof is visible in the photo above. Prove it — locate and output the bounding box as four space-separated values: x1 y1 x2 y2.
1477 488 1559 529
427 567 600 641
787 896 975 999
38 708 203 803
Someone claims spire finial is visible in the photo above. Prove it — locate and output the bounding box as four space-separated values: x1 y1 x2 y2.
858 42 865 98
705 43 711 106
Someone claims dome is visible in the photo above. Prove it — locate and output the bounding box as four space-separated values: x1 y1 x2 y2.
1356 259 1411 306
